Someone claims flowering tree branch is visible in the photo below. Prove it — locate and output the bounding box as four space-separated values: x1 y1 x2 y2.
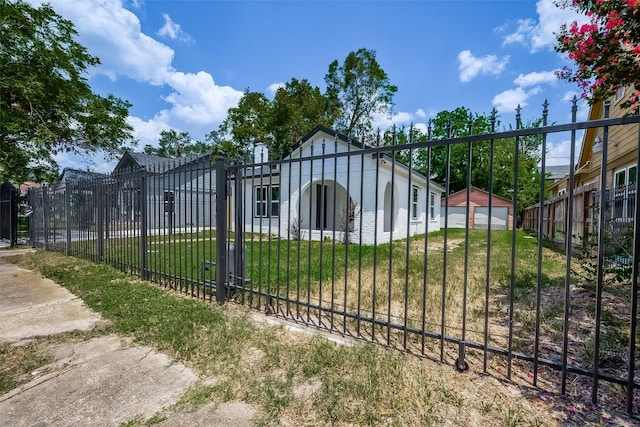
555 0 640 110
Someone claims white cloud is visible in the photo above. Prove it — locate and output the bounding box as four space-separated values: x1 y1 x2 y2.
27 0 243 152
514 70 558 87
501 0 588 52
492 87 542 112
413 122 429 135
562 91 579 103
371 110 431 132
501 18 536 46
164 71 242 125
458 50 510 83
544 139 579 166
31 0 174 84
127 115 171 147
157 13 193 43
267 82 285 96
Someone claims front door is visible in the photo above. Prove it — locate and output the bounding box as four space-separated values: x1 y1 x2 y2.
315 184 327 230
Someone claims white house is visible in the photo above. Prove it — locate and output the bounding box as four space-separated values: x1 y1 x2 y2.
240 126 444 244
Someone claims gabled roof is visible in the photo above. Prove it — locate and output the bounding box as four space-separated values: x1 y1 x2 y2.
289 125 446 192
443 186 513 205
540 165 569 181
113 152 211 174
576 100 604 171
60 168 107 182
293 125 368 154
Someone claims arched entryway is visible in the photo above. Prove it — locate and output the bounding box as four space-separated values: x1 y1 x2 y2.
298 180 352 231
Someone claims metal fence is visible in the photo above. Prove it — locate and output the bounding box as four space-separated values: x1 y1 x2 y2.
28 100 640 417
0 181 18 245
522 183 635 267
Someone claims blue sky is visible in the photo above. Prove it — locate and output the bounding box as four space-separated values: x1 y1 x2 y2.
27 0 589 172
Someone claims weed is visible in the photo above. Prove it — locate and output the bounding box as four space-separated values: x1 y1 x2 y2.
503 404 524 427
0 341 52 394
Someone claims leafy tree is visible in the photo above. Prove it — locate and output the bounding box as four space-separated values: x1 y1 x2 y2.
555 0 640 109
271 78 337 157
215 79 336 161
205 129 240 160
0 0 134 183
382 107 544 211
218 90 273 160
143 129 209 158
425 107 494 193
325 48 398 137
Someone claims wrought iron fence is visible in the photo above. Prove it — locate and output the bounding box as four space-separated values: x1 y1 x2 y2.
27 100 640 417
0 181 18 245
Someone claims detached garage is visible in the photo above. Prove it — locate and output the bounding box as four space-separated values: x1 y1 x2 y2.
441 186 514 230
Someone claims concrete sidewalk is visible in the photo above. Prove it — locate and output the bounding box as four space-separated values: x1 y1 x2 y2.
0 249 256 426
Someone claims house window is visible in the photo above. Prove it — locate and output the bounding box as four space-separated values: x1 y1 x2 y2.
163 190 175 213
271 186 280 217
430 192 436 220
255 185 279 218
615 87 626 102
412 186 419 219
612 165 637 220
558 188 566 196
615 169 626 188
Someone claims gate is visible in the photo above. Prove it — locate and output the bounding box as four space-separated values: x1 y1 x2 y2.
0 181 18 245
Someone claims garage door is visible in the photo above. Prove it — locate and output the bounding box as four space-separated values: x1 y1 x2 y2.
474 207 509 230
442 206 467 228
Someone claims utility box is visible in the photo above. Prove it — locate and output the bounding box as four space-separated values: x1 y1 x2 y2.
227 243 246 285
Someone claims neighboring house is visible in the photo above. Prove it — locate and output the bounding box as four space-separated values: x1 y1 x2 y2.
51 168 107 190
240 125 445 244
571 87 637 246
19 182 42 197
441 186 514 230
47 168 108 229
540 165 569 194
523 86 638 245
112 152 215 229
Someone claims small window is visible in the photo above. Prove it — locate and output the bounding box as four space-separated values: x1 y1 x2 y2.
255 185 279 218
615 169 626 188
612 165 638 220
629 165 637 184
270 185 280 217
412 186 419 219
615 87 626 102
255 186 267 217
429 192 436 220
558 188 566 196
163 190 175 213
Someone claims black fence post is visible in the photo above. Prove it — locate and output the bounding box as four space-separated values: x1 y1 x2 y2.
96 180 104 261
215 157 228 304
65 182 71 255
234 163 244 292
27 189 34 247
140 173 148 280
43 187 49 250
